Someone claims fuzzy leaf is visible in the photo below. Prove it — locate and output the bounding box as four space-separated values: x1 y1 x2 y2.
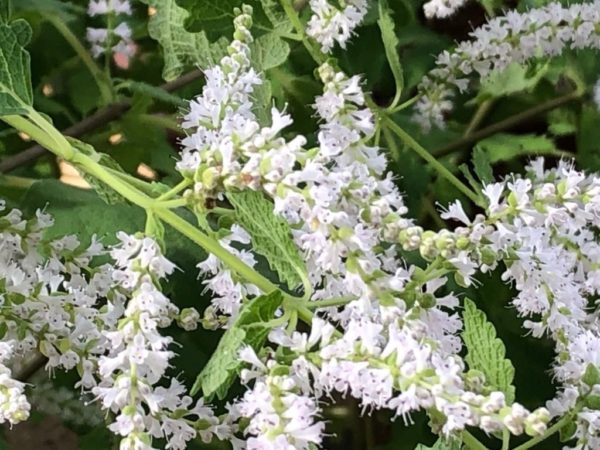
474 133 563 164
472 147 493 185
191 291 283 399
228 191 306 290
119 80 187 107
415 439 462 450
478 62 547 100
0 3 33 115
175 0 290 70
462 298 516 403
140 0 227 81
378 0 403 103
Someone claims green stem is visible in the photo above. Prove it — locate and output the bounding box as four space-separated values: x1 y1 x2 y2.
46 14 113 104
154 207 280 294
280 0 326 65
501 429 510 450
382 124 400 162
306 297 356 309
382 117 483 207
5 111 284 300
156 198 188 209
464 99 494 137
461 431 488 450
156 179 192 201
512 415 572 450
105 167 158 196
0 174 35 189
389 95 419 113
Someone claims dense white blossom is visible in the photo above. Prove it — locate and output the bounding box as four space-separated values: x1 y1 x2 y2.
423 0 469 19
414 1 600 130
306 0 368 52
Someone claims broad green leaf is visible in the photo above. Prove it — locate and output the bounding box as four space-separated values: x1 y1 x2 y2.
18 179 143 245
140 0 227 81
228 190 306 290
479 62 547 100
175 0 271 36
191 291 283 399
415 439 462 450
472 147 493 185
474 133 563 164
250 33 290 72
0 3 33 115
462 298 516 403
378 0 403 104
175 0 290 71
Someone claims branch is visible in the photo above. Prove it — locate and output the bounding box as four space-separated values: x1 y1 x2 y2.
433 91 582 157
0 69 203 173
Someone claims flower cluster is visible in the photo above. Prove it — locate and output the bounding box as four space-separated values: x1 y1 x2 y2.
178 8 553 447
86 0 134 59
93 232 219 450
422 0 469 19
413 1 600 130
306 0 368 52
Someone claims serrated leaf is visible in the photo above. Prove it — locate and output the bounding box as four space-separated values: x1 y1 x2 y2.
191 291 283 399
548 108 577 136
472 147 493 185
228 191 306 290
119 81 186 107
478 62 547 102
175 0 290 69
0 5 33 115
140 0 227 81
462 298 516 403
378 0 403 104
250 33 289 71
474 133 563 164
415 439 462 450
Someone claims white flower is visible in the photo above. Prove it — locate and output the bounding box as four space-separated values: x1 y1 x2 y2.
306 0 368 52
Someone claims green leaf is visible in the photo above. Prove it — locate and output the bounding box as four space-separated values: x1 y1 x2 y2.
478 62 547 100
415 438 462 450
547 108 577 137
118 80 186 108
17 179 144 245
139 0 227 81
462 298 516 403
378 0 403 105
191 290 283 399
0 4 33 115
228 190 306 291
577 106 600 171
472 147 493 185
474 133 563 164
175 0 290 70
250 33 289 72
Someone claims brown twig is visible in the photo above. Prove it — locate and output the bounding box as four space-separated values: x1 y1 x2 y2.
0 69 203 173
433 91 582 157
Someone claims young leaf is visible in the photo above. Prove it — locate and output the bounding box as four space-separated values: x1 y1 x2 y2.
462 298 516 403
378 0 404 105
191 290 283 399
472 147 493 185
139 0 227 81
415 439 462 450
0 2 33 115
118 81 187 107
228 191 306 291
